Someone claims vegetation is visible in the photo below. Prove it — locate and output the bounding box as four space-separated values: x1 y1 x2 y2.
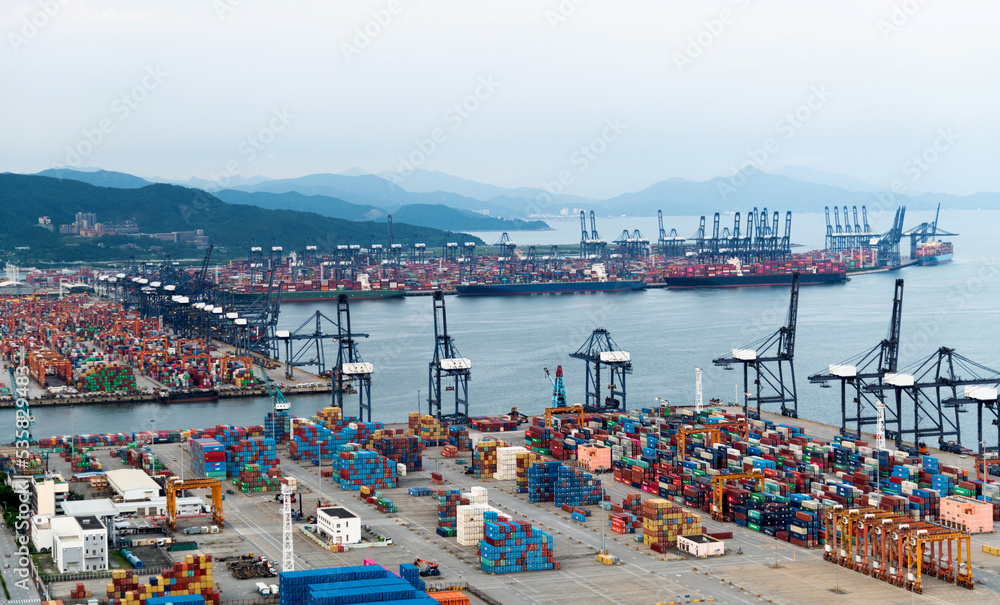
0 473 21 532
0 175 485 263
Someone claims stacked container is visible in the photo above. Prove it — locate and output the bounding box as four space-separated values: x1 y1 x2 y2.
478 512 556 573
189 438 226 480
436 489 463 536
374 435 423 472
472 440 501 479
338 450 397 491
641 498 702 552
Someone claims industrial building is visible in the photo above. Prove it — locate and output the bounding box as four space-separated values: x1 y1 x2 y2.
51 515 108 573
677 534 725 557
106 468 162 501
316 507 361 545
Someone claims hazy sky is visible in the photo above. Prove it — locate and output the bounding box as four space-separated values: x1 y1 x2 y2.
3 1 997 197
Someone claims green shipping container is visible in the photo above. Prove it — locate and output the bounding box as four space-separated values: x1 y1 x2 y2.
748 522 761 532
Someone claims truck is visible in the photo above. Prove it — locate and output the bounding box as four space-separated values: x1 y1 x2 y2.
182 527 202 535
269 584 279 595
255 582 270 595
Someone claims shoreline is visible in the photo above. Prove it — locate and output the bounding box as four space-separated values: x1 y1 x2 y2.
0 382 332 408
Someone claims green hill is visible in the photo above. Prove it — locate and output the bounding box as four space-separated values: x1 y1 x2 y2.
0 174 483 262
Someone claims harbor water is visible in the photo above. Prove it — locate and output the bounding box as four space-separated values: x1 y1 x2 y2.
5 210 1000 448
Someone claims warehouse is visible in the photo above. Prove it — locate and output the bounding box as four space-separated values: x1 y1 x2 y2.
677 534 725 558
106 468 161 501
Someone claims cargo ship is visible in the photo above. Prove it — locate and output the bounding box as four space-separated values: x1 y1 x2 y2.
456 263 645 296
914 241 953 265
158 388 219 403
228 274 405 302
663 258 847 289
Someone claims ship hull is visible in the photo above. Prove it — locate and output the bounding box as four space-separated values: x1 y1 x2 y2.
455 280 646 296
917 253 953 265
229 289 405 302
664 272 846 289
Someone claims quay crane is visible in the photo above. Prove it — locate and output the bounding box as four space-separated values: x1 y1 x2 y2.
428 291 471 423
570 329 631 413
714 272 800 419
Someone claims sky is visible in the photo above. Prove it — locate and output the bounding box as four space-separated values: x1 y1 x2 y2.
2 1 998 198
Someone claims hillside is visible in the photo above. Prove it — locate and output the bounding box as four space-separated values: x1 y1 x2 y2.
0 174 483 262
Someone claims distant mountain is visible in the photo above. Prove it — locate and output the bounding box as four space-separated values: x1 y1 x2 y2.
214 190 383 221
770 166 878 193
0 174 483 262
152 174 273 189
34 168 151 189
600 172 990 217
381 168 598 205
383 204 550 232
229 173 531 219
214 190 549 231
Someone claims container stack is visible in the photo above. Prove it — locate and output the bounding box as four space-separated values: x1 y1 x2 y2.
458 502 507 546
226 437 278 478
495 446 528 480
189 438 227 480
75 358 136 392
472 440 501 479
338 450 397 491
436 489 463 536
448 426 473 451
641 498 702 553
106 554 218 604
416 415 448 444
478 512 556 573
554 466 603 506
515 452 541 494
70 582 91 599
374 435 423 472
265 410 291 444
527 460 561 503
277 564 431 605
234 464 284 493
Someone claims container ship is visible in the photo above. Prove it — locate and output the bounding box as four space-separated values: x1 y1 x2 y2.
456 263 645 296
914 241 953 265
227 274 405 302
662 258 847 289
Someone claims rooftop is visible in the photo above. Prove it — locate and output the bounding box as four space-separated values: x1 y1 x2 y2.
77 515 105 531
319 506 359 520
106 469 160 497
61 498 118 518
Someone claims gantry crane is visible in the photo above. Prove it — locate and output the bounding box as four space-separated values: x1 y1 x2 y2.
714 272 800 419
710 472 764 522
258 358 288 441
428 291 471 423
810 279 904 440
677 422 748 463
544 405 584 429
333 295 373 422
166 477 223 530
570 328 631 413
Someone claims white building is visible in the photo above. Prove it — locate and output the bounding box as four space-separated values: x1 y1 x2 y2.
114 496 204 517
106 469 161 501
316 507 361 545
52 515 108 573
677 534 725 557
30 474 69 516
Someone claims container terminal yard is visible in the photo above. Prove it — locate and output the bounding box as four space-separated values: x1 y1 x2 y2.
0 207 978 605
